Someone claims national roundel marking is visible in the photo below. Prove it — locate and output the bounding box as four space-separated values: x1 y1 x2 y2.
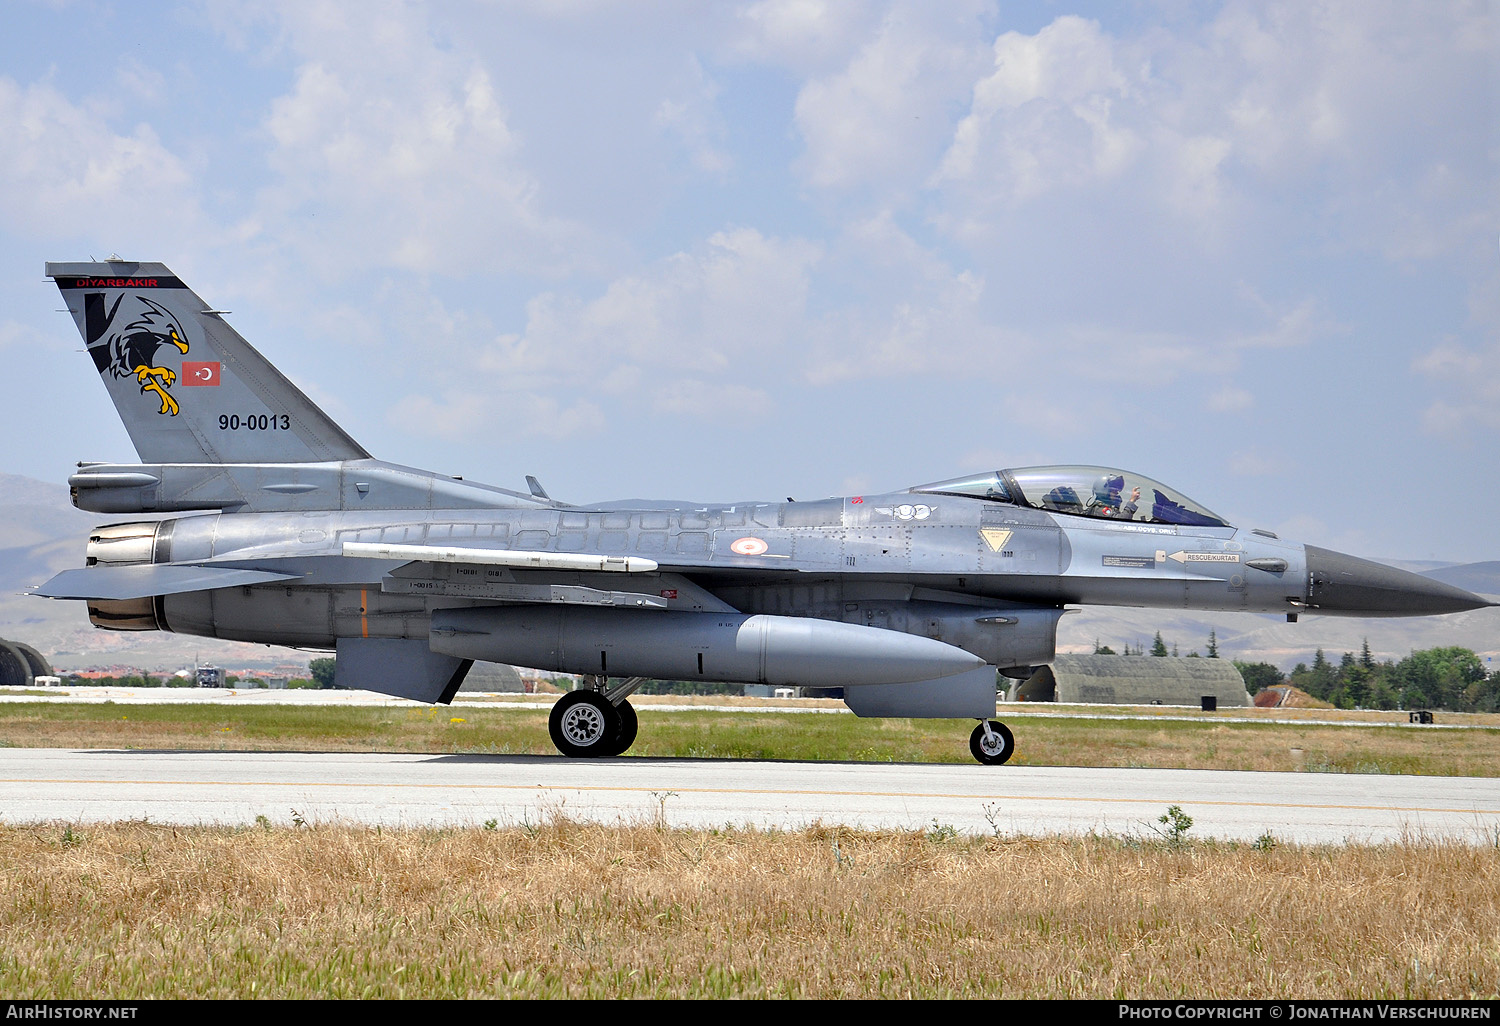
730 537 769 556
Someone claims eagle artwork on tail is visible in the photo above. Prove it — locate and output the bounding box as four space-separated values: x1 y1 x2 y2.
83 294 190 416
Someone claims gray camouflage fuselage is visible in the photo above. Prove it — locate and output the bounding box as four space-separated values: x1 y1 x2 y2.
36 260 1492 732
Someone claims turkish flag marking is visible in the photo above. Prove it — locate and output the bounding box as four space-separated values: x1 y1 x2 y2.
181 362 221 386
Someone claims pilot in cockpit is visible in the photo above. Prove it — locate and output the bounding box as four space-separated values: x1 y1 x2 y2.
1087 475 1140 519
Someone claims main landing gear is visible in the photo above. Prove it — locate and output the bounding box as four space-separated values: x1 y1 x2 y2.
547 675 644 758
969 719 1015 765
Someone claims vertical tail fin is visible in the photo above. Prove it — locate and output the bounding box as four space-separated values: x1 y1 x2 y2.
47 260 370 464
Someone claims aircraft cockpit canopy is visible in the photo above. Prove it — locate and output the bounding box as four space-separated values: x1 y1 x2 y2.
910 466 1230 527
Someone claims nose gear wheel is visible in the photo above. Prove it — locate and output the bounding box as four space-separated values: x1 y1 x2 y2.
969 719 1014 765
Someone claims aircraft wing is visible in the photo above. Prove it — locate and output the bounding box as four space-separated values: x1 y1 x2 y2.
33 564 301 601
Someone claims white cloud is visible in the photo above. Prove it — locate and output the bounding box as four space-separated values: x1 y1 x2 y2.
799 212 1029 383
935 15 1140 200
932 14 1235 221
1227 297 1345 350
930 1 1494 252
390 390 607 442
654 57 732 176
1414 342 1500 437
790 2 992 194
1228 449 1282 477
115 58 166 102
244 0 592 279
495 226 821 376
1207 386 1253 413
652 379 773 417
0 78 199 239
0 320 32 351
391 227 820 426
731 0 885 74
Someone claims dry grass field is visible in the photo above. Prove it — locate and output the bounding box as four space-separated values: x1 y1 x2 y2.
0 818 1496 999
2 698 1497 998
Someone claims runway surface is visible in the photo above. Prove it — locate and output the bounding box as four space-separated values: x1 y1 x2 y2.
3 748 1498 844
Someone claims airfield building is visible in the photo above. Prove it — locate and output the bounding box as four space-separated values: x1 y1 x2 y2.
0 639 54 687
458 661 526 693
1012 654 1251 707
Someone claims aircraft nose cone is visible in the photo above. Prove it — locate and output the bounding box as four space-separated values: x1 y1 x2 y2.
1304 545 1494 616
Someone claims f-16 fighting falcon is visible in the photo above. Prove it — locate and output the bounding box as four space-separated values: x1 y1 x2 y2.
34 260 1495 763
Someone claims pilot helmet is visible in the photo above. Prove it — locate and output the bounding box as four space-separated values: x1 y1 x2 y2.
1093 474 1125 503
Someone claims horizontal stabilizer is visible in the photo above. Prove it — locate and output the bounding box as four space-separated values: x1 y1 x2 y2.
342 541 659 573
33 564 299 601
334 638 472 704
842 665 998 719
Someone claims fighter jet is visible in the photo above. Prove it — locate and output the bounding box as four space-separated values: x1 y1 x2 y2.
33 260 1494 764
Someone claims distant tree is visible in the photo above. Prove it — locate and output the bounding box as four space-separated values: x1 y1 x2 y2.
1276 645 1491 712
1368 677 1400 710
309 657 336 689
1294 649 1337 700
1395 647 1487 710
1233 661 1284 696
1206 631 1219 659
1151 632 1168 657
636 680 741 696
1172 642 1179 657
1092 640 1116 655
1335 652 1369 709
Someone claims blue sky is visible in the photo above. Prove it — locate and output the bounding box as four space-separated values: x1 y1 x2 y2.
1 0 1495 563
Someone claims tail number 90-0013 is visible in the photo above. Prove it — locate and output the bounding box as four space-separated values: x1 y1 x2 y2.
218 413 292 431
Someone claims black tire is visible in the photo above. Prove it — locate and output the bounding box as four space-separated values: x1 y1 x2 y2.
549 691 621 758
610 699 639 756
969 720 1015 765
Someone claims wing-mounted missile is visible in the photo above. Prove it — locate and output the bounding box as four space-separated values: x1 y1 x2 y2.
342 541 660 574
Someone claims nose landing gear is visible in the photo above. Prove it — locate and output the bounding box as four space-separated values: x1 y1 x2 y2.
970 719 1014 765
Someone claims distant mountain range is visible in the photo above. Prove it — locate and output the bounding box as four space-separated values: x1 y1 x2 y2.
1 472 1495 674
